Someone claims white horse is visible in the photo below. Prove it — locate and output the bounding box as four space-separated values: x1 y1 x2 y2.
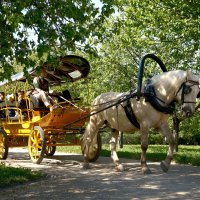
81 70 200 174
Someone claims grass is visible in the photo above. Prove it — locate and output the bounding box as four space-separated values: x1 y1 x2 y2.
57 144 200 166
114 145 200 166
1 144 200 188
0 163 43 189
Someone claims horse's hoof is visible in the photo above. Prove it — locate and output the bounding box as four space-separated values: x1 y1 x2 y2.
142 167 151 174
160 161 169 172
82 162 91 170
115 164 124 172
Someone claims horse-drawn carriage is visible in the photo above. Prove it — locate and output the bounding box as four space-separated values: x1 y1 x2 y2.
0 55 101 164
0 54 199 174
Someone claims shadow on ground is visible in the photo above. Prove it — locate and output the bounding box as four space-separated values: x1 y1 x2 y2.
1 147 200 200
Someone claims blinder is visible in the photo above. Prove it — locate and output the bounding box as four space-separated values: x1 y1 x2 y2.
182 84 192 95
180 81 199 104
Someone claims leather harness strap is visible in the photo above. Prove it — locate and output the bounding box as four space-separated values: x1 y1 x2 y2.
122 98 140 129
144 83 175 114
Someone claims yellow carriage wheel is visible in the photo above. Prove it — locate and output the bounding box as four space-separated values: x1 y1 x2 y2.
0 129 8 160
45 141 56 156
28 126 46 164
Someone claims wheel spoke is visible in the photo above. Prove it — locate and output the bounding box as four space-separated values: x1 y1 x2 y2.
30 136 35 143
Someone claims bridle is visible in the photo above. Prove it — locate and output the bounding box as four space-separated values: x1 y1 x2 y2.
176 80 200 104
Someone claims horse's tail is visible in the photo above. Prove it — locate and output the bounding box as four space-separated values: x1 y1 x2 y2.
137 54 167 100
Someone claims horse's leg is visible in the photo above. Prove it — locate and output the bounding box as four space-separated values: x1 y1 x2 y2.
110 129 124 171
159 124 175 172
140 129 151 174
82 114 104 169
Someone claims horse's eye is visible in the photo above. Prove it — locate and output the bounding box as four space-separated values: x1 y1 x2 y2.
183 85 192 94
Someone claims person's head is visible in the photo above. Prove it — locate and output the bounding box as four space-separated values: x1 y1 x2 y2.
0 92 5 101
18 91 25 101
7 93 15 102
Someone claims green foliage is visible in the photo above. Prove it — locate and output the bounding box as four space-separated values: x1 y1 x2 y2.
78 0 200 139
0 0 115 79
174 145 200 165
0 163 43 188
149 133 164 145
179 112 200 145
115 0 200 70
83 0 200 103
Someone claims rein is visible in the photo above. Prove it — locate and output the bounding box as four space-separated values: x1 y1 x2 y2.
63 78 199 128
63 92 137 129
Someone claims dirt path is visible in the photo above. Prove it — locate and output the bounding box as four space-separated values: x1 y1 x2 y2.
0 147 200 200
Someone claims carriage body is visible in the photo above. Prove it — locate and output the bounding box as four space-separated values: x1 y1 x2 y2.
0 55 101 164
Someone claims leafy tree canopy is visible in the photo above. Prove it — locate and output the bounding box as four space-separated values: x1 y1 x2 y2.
87 0 200 98
117 0 200 70
0 0 115 80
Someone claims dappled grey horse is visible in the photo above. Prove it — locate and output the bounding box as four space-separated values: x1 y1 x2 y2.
81 70 200 174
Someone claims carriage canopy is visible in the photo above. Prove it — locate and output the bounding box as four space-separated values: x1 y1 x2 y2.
0 55 90 86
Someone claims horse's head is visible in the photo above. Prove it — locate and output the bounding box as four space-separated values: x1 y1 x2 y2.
81 129 99 161
175 71 200 117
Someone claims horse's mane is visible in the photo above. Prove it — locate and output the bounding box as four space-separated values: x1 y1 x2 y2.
150 70 187 88
142 70 189 105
